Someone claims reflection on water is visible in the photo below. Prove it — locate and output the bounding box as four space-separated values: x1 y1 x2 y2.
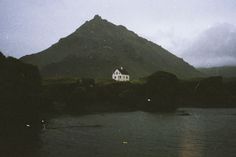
2 108 236 157
178 109 236 157
178 112 204 157
179 131 204 157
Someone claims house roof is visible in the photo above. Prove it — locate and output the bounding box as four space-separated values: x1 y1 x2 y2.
114 67 129 75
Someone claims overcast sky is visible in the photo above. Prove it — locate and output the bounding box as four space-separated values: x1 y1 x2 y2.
1 0 236 66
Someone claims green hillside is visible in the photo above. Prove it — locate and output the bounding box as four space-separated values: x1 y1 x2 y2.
21 15 201 79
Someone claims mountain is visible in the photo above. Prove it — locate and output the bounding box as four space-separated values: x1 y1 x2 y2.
21 15 201 79
182 23 236 67
198 66 236 78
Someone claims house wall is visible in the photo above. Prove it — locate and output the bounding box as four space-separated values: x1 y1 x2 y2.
112 69 130 81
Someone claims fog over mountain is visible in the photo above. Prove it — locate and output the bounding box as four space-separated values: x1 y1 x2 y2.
182 23 236 67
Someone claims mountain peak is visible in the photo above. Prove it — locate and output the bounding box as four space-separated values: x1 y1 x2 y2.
93 14 102 20
21 15 202 78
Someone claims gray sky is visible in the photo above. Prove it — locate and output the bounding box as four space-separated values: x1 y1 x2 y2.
183 23 236 67
1 0 236 66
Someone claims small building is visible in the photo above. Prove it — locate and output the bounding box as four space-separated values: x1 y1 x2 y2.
112 67 130 82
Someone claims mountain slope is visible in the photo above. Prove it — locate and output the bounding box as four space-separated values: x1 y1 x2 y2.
21 15 201 79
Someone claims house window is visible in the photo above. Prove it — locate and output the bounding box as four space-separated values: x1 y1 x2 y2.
119 76 121 79
126 76 128 79
114 76 116 79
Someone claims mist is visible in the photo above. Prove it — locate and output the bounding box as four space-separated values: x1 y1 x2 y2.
181 23 236 67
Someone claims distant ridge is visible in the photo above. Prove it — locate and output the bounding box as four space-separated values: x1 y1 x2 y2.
21 15 201 78
198 66 236 78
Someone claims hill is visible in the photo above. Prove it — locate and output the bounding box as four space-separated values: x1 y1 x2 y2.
0 51 42 130
198 66 236 78
21 15 201 79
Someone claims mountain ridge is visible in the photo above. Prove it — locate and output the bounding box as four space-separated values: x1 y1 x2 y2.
21 15 202 79
198 66 236 78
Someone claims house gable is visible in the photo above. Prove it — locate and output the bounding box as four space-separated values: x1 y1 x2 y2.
112 67 130 82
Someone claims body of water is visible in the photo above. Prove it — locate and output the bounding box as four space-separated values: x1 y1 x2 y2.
2 108 236 157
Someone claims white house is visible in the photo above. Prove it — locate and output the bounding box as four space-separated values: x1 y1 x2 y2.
112 67 130 82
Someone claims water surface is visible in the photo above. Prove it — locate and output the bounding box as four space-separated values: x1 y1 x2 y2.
37 108 236 157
